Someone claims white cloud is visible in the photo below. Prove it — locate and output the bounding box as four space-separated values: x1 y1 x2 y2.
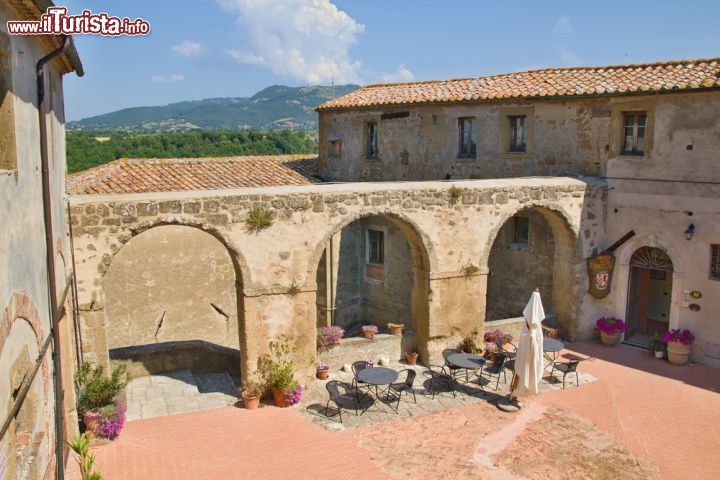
553 16 574 35
171 40 203 57
151 74 185 83
217 0 364 84
557 46 581 66
380 65 415 83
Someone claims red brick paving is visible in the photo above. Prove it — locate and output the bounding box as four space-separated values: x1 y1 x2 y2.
67 341 720 480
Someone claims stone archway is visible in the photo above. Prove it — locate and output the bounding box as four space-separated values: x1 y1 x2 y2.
312 212 431 358
484 205 578 337
103 225 245 380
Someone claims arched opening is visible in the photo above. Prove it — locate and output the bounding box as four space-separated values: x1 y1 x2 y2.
314 214 430 355
485 206 577 337
103 225 245 417
625 246 673 347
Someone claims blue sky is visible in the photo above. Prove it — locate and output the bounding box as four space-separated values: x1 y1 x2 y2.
63 0 720 121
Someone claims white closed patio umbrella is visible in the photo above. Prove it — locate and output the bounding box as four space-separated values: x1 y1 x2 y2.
499 289 545 411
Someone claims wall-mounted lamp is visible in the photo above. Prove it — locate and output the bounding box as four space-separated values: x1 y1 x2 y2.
684 224 695 241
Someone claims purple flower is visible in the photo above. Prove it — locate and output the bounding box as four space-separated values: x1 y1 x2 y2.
662 328 695 345
284 386 302 406
595 316 626 335
363 358 374 368
97 401 126 439
316 363 329 371
317 326 344 350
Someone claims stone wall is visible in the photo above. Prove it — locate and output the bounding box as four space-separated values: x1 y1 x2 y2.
69 177 607 381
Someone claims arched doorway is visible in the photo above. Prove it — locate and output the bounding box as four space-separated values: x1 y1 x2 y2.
625 247 673 346
314 214 430 355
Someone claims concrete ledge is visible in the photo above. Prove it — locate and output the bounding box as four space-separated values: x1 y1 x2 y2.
109 340 240 378
318 334 403 370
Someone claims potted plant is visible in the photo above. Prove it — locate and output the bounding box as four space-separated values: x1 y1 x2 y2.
240 380 264 410
258 336 302 407
75 362 129 439
461 329 481 354
316 363 330 380
662 328 695 366
648 332 665 359
483 329 512 360
595 316 626 347
387 322 404 336
317 326 344 352
361 325 378 340
405 348 419 365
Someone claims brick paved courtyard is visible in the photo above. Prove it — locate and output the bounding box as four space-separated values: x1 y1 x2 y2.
67 342 720 480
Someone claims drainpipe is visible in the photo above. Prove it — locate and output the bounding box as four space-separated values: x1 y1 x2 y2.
37 35 68 480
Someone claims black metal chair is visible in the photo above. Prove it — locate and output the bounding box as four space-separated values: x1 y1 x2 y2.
500 342 517 373
549 360 580 389
479 353 508 391
325 380 357 421
442 348 465 381
426 364 456 399
351 360 371 402
389 369 417 408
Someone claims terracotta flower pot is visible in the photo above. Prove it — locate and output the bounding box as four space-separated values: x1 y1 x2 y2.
667 341 691 366
83 411 101 437
316 368 329 380
242 393 260 410
600 331 623 347
271 387 288 407
405 351 419 365
362 330 376 340
388 324 404 336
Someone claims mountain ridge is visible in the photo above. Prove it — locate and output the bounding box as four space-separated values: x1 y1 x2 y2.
68 84 359 132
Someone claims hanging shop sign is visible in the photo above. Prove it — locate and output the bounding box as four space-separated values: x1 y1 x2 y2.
587 254 615 299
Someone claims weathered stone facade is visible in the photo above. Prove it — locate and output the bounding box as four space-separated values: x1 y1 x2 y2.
69 178 606 381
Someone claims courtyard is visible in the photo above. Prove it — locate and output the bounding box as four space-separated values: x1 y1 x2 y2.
68 342 720 480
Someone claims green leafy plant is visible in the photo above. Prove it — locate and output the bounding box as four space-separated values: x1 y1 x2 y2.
649 332 667 355
75 362 129 414
258 336 299 392
240 380 265 398
245 207 275 232
286 279 302 297
448 185 463 204
68 433 103 480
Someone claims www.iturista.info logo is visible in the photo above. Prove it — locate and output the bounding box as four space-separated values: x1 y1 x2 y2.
6 7 150 36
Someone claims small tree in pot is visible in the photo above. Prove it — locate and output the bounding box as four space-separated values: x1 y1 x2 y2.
239 380 264 410
258 336 302 407
75 362 129 439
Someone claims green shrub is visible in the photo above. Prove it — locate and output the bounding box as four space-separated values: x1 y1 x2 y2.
75 362 129 413
245 207 275 232
258 336 299 391
68 433 103 480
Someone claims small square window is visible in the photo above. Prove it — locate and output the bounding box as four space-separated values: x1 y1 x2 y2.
367 229 385 264
508 116 527 153
711 245 720 280
366 122 378 159
513 216 529 246
458 117 477 158
622 112 647 155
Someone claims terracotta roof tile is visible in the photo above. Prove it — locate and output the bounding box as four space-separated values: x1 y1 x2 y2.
317 57 720 110
68 155 322 195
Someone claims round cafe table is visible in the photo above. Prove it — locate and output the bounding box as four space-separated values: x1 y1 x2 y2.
356 367 399 413
543 338 564 372
446 353 486 392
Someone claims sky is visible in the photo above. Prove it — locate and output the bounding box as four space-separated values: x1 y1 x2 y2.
62 0 720 121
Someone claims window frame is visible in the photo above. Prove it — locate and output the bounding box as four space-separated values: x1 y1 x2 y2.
508 115 527 153
621 111 647 156
366 228 385 265
711 245 720 281
365 122 378 160
511 215 530 249
457 117 477 159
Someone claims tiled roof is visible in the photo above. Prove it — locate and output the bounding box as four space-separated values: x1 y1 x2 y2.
68 155 322 195
317 57 720 110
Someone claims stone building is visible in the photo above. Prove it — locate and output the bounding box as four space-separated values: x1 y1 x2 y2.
66 57 720 399
0 1 83 479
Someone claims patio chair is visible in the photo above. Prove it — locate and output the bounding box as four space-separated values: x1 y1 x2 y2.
549 360 580 389
442 348 465 380
351 360 371 402
389 369 417 408
479 353 508 391
325 380 357 421
500 342 517 373
426 364 456 399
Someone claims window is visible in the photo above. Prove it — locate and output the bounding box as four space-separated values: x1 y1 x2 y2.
1 31 17 173
365 122 378 159
367 229 385 264
512 216 529 246
711 245 720 280
329 139 342 158
508 116 527 152
622 112 647 155
458 117 477 158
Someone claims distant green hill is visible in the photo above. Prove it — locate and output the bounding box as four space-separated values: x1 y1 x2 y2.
68 84 359 132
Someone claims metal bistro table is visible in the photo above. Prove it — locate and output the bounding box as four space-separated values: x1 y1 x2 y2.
543 338 564 373
356 367 399 413
446 353 486 391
